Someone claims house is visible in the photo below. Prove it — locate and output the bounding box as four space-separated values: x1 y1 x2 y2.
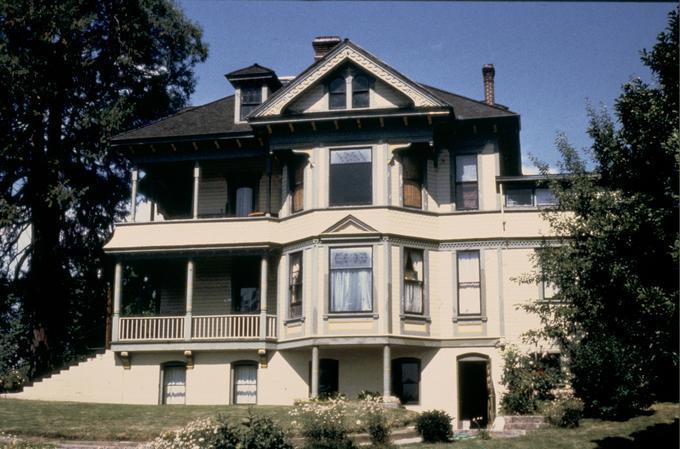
13 36 558 428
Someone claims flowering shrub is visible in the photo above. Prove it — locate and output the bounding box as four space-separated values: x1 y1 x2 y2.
0 368 28 393
241 412 292 449
0 432 56 448
542 395 584 428
140 416 239 449
415 410 453 443
289 396 357 449
358 396 391 448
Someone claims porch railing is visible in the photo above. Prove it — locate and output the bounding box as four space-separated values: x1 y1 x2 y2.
116 314 277 342
118 316 184 341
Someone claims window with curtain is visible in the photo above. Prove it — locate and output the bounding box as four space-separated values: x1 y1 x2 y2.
330 247 372 312
329 77 346 109
329 148 372 206
289 252 303 318
352 75 370 108
240 85 262 119
392 358 420 405
233 362 258 404
402 152 423 209
455 155 478 210
403 248 424 314
162 363 186 405
457 250 481 316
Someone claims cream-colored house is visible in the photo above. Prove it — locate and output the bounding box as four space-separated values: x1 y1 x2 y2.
14 37 557 428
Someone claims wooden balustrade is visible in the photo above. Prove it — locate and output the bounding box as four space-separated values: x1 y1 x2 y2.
118 316 184 341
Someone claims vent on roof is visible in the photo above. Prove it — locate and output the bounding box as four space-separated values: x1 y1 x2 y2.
312 36 341 61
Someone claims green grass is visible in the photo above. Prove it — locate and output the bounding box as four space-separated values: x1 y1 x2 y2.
414 402 679 449
0 398 415 442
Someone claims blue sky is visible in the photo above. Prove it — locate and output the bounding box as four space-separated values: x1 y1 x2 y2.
177 1 674 172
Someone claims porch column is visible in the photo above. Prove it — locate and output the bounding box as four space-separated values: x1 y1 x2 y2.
265 151 272 217
192 161 200 219
311 346 319 398
130 168 138 222
259 255 268 340
383 345 391 397
112 262 122 342
184 259 194 341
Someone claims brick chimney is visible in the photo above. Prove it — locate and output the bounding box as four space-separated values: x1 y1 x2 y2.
482 64 495 105
312 36 341 61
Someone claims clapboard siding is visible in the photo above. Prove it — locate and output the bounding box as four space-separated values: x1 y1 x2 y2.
267 255 279 312
287 84 326 113
159 265 185 315
373 79 410 108
425 149 452 212
198 175 228 216
194 258 232 315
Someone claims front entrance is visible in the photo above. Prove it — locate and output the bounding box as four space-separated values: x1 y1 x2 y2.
458 357 491 428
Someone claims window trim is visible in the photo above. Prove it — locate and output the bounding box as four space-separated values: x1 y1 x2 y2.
402 247 426 316
454 250 484 319
288 251 303 319
159 361 187 405
351 74 370 109
328 246 374 314
328 77 347 110
240 85 262 120
232 360 258 405
504 186 557 208
454 154 479 211
328 147 373 207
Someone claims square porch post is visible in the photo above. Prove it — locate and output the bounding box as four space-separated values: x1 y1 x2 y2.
112 261 122 342
259 255 268 340
184 259 194 341
311 346 319 398
130 168 138 222
383 344 391 397
192 162 200 219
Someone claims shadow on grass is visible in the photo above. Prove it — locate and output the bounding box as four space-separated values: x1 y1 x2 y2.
593 419 678 449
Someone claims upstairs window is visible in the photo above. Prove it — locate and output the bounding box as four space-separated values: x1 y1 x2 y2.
535 188 557 206
455 155 478 210
457 250 481 316
240 86 262 119
329 148 372 206
352 75 370 108
232 257 260 313
403 248 424 314
329 77 346 110
330 247 372 313
289 252 303 319
505 186 557 208
290 156 306 213
402 152 424 209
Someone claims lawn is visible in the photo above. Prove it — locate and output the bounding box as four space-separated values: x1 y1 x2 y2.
0 398 415 442
415 402 679 449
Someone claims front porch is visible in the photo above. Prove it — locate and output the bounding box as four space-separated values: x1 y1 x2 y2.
111 253 278 343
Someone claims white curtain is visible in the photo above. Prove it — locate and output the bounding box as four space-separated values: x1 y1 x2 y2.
235 187 253 216
456 155 478 182
163 366 186 405
331 270 372 312
404 249 424 314
234 365 257 404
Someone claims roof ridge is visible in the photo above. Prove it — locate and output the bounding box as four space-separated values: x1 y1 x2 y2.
420 83 517 114
112 95 234 140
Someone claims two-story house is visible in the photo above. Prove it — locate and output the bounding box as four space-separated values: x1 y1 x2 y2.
14 37 557 428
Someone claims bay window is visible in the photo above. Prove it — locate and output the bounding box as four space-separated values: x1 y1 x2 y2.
330 247 372 313
455 155 478 210
329 148 372 206
403 248 424 314
457 250 481 316
289 252 303 319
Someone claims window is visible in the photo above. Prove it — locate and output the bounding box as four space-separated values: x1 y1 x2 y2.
289 252 303 319
455 155 478 210
352 75 370 108
319 359 339 397
290 156 306 213
403 248 424 314
392 358 420 405
233 361 257 404
329 77 346 110
240 86 262 119
457 250 481 316
161 363 186 405
535 188 557 206
402 152 423 209
329 148 372 206
226 179 257 217
330 247 372 313
232 257 260 313
505 188 533 207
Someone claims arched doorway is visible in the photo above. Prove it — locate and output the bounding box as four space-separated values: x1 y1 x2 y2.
457 354 494 428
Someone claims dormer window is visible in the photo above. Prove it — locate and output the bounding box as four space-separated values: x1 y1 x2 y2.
240 85 262 119
329 77 346 110
352 75 370 108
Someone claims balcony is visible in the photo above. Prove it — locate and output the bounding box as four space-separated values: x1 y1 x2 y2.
117 314 277 342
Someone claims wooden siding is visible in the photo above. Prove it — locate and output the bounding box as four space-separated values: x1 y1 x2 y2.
373 79 410 108
194 258 232 315
425 149 452 212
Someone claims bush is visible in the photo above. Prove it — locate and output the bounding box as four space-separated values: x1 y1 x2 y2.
289 397 357 449
357 390 381 400
500 347 565 415
241 412 292 449
141 416 239 449
359 396 392 447
0 367 29 393
543 397 584 428
414 410 453 443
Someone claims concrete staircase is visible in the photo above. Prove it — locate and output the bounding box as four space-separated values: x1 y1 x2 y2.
10 350 122 403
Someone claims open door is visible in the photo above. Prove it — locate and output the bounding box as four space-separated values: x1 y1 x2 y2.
458 355 491 428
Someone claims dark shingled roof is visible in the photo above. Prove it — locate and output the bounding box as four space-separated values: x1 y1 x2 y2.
225 63 276 79
111 96 252 143
111 86 518 144
421 84 518 120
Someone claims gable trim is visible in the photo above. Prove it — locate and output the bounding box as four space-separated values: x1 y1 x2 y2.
322 214 379 234
251 41 447 118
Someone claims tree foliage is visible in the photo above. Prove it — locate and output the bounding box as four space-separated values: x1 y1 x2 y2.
524 9 678 419
0 0 207 377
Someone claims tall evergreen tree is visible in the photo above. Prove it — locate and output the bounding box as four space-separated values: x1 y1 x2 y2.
0 0 207 377
525 9 678 418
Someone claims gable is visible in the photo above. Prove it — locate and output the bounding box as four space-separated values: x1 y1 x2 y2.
322 215 378 235
251 41 446 118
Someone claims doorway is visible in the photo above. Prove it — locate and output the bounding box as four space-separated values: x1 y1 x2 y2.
458 356 491 428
